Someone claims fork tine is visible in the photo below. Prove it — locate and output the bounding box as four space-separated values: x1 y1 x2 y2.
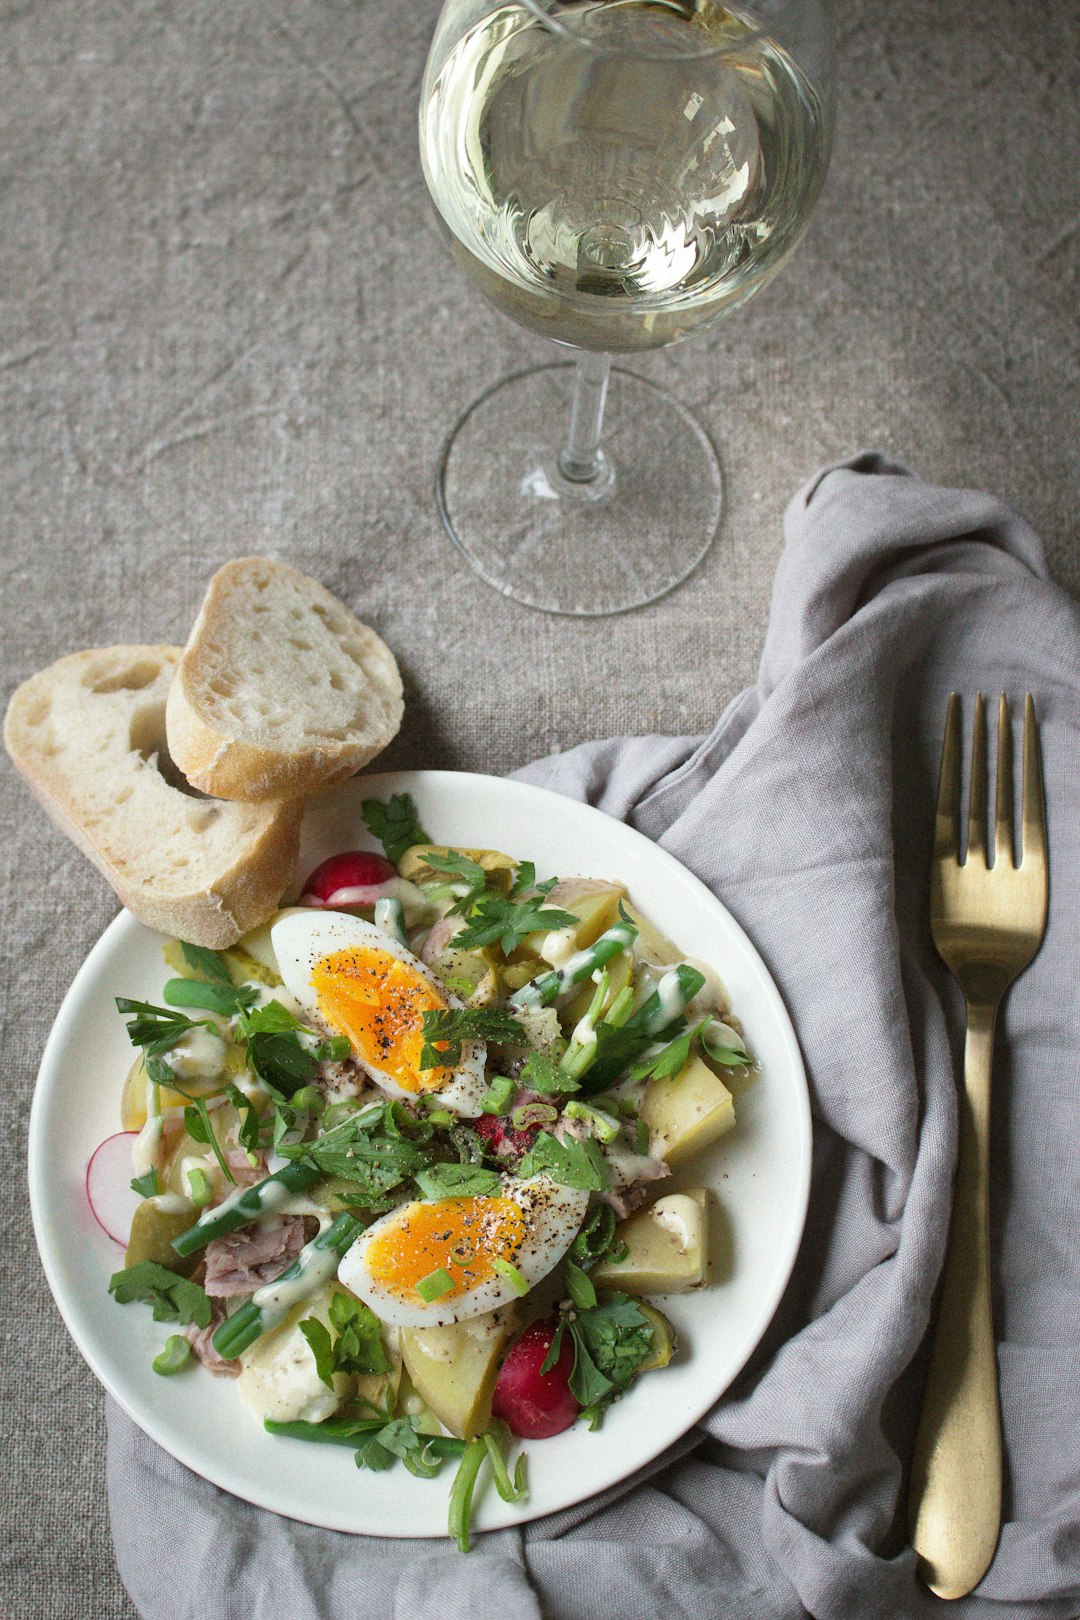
935 693 962 862
1021 694 1047 869
994 694 1013 868
966 693 988 865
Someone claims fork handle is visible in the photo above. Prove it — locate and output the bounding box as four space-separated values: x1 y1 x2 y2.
909 998 1002 1598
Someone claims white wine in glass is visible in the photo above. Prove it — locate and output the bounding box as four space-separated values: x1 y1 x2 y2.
420 0 835 615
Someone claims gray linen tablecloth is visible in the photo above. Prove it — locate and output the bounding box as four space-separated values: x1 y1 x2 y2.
3 3 1079 1615
106 455 1080 1619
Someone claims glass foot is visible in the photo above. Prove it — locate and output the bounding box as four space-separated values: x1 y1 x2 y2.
436 363 722 617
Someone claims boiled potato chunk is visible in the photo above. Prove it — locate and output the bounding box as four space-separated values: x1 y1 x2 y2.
124 1198 197 1272
121 1055 222 1129
640 1054 735 1166
540 878 628 961
399 1308 515 1439
238 1285 354 1425
620 900 682 967
400 845 516 893
592 1190 709 1295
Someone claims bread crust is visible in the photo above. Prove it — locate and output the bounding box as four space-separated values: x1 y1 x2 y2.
4 646 302 948
166 558 403 801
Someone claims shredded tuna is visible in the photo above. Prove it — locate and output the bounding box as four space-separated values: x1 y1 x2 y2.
224 1145 267 1189
186 1304 241 1378
203 1215 314 1298
600 1145 670 1219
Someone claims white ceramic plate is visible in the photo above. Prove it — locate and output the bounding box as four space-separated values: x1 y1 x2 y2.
29 770 810 1537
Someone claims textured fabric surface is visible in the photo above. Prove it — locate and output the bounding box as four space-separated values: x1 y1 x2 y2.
106 456 1080 1619
1 0 1078 1615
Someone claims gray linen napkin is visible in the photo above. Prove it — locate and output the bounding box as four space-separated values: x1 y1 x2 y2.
106 453 1080 1620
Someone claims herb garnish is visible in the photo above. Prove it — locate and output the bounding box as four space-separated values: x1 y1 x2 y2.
108 1262 211 1329
518 1129 610 1191
413 1162 503 1200
542 1293 654 1420
278 1105 428 1206
300 1293 390 1390
418 1006 528 1070
361 793 430 865
452 889 578 956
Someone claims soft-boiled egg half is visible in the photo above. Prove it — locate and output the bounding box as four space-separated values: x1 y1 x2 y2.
338 1174 589 1327
271 910 487 1116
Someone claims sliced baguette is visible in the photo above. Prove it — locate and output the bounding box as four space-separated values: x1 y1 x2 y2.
166 558 403 801
4 645 302 948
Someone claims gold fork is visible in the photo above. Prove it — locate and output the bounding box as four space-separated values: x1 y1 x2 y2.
908 693 1048 1598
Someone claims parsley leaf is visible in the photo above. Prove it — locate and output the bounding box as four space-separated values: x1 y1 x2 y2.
300 1294 389 1389
627 1018 707 1083
279 1109 427 1205
518 1129 610 1191
115 998 204 1058
520 1050 579 1097
180 943 234 985
237 1000 320 1096
130 1168 159 1199
361 793 431 865
413 1163 503 1199
418 1006 528 1070
453 891 578 956
565 1258 597 1311
509 861 556 901
573 1294 654 1393
422 850 489 909
183 1095 235 1184
108 1262 211 1329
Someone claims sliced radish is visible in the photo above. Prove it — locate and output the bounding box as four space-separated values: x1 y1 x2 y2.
300 850 397 909
86 1132 143 1247
491 1316 581 1439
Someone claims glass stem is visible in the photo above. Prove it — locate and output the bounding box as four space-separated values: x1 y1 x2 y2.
558 351 611 484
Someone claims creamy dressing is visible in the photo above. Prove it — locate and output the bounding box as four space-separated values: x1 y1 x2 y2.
251 1246 342 1335
131 1069 163 1178
656 970 689 1024
195 1172 292 1228
164 1026 229 1083
539 924 577 968
314 877 431 924
151 1192 193 1217
651 1194 696 1252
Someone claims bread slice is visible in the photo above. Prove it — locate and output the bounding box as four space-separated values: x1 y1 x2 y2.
4 646 303 948
165 559 403 801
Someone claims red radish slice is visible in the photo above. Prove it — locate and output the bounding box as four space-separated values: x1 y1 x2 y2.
300 850 396 908
492 1316 581 1439
86 1132 143 1247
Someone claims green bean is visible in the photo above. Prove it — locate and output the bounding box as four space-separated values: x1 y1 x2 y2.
509 920 637 1009
171 1160 320 1258
211 1212 361 1361
448 1437 487 1552
374 896 408 945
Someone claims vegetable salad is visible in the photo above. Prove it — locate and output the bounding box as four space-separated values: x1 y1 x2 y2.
100 793 754 1547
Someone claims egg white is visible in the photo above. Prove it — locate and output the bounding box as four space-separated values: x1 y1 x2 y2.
338 1174 590 1327
270 910 488 1116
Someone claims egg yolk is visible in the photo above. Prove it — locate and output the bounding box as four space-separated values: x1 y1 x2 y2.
312 945 449 1094
365 1196 527 1299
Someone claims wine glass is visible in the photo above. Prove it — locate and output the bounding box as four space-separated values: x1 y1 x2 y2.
420 0 836 616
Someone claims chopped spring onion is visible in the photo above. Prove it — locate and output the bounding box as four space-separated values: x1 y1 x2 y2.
152 1335 192 1376
415 1267 456 1303
490 1257 529 1297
